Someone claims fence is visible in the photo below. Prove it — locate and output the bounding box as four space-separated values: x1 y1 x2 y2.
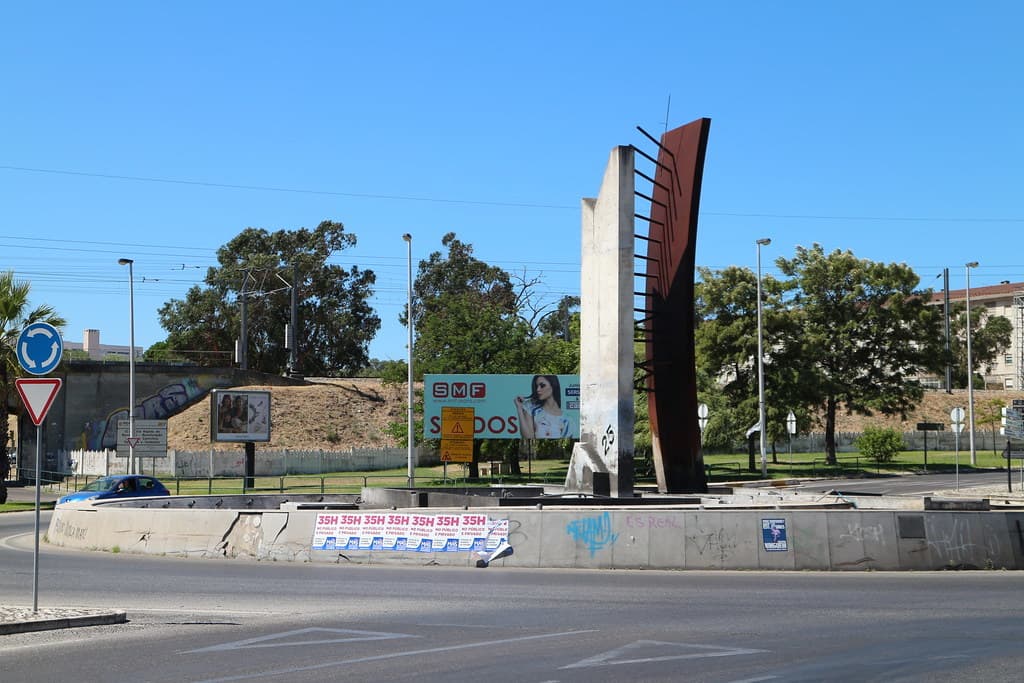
66 446 433 478
711 430 1012 456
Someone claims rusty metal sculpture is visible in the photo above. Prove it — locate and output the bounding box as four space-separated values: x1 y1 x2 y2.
635 118 711 493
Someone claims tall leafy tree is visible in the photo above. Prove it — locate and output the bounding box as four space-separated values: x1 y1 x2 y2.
946 305 1012 388
776 244 943 464
410 233 532 374
0 271 66 502
404 233 577 474
694 265 793 466
159 220 379 376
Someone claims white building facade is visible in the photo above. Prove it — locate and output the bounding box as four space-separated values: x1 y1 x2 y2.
63 329 142 361
929 282 1023 390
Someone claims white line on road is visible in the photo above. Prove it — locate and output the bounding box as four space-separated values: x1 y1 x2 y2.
561 639 768 669
0 532 35 552
185 627 417 652
189 629 600 683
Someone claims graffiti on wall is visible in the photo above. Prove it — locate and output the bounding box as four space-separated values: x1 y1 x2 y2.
566 511 618 557
80 377 205 450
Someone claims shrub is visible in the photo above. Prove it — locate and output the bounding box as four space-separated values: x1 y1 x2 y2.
855 426 904 464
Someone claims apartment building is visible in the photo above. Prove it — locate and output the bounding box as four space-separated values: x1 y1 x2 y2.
930 281 1024 390
63 328 142 361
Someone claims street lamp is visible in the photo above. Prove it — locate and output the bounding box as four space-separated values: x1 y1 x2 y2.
756 238 771 478
117 258 136 475
402 234 415 488
965 261 978 467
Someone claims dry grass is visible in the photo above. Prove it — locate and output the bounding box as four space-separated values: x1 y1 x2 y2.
167 378 408 451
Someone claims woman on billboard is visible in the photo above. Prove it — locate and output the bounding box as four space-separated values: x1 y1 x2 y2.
513 375 570 439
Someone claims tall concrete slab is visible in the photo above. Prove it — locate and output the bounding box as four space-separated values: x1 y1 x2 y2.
791 512 831 569
566 146 635 498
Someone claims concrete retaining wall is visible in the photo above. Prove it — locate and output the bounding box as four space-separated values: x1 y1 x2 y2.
46 504 1024 571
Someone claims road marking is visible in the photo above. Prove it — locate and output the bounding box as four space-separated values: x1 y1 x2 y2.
185 627 416 652
0 532 35 553
189 629 599 683
724 677 778 683
560 640 768 669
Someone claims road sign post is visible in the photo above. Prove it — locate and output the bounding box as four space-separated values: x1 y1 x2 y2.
697 403 709 444
950 407 965 490
916 422 944 472
15 322 63 616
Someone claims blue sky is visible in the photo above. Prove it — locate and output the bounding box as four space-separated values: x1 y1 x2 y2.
2 2 1021 363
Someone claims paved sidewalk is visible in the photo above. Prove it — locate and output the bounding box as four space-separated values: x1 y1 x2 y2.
3 483 60 504
0 606 126 635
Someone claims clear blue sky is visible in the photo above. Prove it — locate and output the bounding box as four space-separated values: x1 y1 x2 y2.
2 2 1021 363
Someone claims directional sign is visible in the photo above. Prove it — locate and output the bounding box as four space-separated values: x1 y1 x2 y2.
116 419 169 457
16 322 63 376
1005 411 1024 439
15 378 62 426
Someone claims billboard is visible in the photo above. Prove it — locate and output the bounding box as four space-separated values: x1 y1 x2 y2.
209 389 271 443
424 374 580 440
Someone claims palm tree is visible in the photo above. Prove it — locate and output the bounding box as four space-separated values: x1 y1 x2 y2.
1 271 65 503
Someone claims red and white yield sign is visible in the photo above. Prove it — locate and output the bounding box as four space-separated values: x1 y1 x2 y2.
15 378 63 426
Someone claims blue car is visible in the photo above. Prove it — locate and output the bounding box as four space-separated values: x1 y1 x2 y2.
57 475 171 506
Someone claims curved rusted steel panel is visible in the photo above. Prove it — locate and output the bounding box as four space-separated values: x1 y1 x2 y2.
644 118 711 493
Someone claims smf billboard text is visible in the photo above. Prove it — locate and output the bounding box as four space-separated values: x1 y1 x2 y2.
424 374 579 440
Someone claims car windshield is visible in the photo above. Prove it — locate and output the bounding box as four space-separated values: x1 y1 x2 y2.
80 477 119 492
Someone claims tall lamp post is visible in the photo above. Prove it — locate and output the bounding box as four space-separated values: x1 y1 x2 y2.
756 238 771 478
402 234 415 488
965 261 979 467
117 258 136 475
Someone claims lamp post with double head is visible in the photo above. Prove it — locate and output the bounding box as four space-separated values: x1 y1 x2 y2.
965 261 979 466
117 258 136 475
402 234 415 488
756 238 771 478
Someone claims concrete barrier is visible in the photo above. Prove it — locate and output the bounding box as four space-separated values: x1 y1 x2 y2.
46 500 1024 571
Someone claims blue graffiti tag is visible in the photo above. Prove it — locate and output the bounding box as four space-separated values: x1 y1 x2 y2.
566 512 618 557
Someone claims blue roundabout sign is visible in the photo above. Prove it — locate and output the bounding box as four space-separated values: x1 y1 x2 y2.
16 321 64 375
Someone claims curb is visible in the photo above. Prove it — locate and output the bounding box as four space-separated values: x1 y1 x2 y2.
0 611 126 635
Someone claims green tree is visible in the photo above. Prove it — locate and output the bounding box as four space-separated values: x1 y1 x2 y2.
694 264 791 466
0 271 66 502
855 426 904 464
947 305 1013 388
411 233 532 375
976 397 1006 456
143 341 189 363
403 233 576 475
158 220 379 375
776 244 943 464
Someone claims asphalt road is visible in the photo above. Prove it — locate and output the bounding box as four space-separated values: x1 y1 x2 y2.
795 469 1016 496
1 509 1023 682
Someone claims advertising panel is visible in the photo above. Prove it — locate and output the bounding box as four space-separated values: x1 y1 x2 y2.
311 512 509 554
424 374 580 440
209 390 272 443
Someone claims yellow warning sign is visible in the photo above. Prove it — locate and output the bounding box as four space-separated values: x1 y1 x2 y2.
441 406 475 440
440 438 474 463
